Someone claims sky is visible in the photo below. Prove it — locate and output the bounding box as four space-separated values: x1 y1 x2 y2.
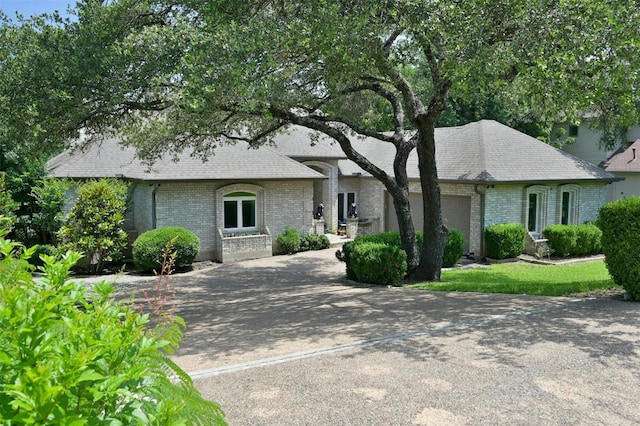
0 0 77 20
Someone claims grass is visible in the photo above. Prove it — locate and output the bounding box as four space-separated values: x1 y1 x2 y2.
409 260 621 296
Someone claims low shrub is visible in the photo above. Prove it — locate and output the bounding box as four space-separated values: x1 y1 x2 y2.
542 223 603 257
302 233 330 251
543 224 577 257
484 223 526 259
336 229 464 282
598 197 640 300
336 240 356 280
443 229 465 267
574 223 602 255
28 244 58 267
133 226 200 272
349 242 407 286
276 226 301 254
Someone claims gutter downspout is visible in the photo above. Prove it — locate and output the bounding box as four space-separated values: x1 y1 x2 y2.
474 184 486 258
151 183 160 229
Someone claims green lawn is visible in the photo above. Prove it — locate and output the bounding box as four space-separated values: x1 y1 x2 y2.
409 260 620 296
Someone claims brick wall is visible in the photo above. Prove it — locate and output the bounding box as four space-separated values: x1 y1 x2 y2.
579 183 607 223
140 180 314 261
484 185 525 227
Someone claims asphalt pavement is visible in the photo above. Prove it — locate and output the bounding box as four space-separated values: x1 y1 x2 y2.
105 247 640 425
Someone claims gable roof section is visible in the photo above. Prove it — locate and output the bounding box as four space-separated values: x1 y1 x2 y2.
333 120 619 183
47 137 325 181
603 139 640 173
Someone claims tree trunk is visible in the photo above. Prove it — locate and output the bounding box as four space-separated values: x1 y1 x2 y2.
387 183 419 273
411 126 448 281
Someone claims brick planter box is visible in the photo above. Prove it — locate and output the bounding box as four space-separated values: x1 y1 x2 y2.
218 231 272 262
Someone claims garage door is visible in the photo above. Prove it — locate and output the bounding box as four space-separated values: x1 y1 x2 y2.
386 193 471 253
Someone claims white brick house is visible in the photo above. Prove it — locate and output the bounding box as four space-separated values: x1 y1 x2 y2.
48 120 619 261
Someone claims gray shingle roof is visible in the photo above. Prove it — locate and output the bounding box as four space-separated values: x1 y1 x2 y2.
314 120 618 183
47 120 619 184
47 137 325 181
434 120 619 183
603 139 640 173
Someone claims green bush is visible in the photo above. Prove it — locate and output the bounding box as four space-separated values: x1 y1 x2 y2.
350 230 424 249
443 229 465 267
574 223 602 255
484 223 526 259
28 244 58 267
30 178 70 245
276 226 301 254
349 242 407 286
541 223 603 257
57 179 129 273
133 226 200 272
336 230 463 282
543 224 577 257
336 240 357 280
0 231 226 424
598 197 640 300
302 233 330 251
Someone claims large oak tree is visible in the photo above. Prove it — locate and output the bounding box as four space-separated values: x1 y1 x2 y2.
2 0 639 280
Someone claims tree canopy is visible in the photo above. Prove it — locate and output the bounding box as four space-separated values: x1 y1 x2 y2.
2 0 639 279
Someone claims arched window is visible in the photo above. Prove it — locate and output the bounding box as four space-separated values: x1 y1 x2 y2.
559 185 580 225
525 186 550 236
223 191 257 232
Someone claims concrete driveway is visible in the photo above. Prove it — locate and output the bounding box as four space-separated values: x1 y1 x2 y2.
150 248 640 425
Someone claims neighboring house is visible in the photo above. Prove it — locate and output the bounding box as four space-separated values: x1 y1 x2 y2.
48 120 620 262
602 139 640 201
556 120 640 201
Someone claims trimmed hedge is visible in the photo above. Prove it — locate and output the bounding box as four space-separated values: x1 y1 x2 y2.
598 197 640 300
542 223 602 256
443 229 465 267
575 223 602 255
335 229 465 285
348 242 407 286
348 230 464 266
543 224 577 257
484 223 526 259
133 227 200 272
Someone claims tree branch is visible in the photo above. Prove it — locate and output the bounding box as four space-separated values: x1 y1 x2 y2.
269 107 399 189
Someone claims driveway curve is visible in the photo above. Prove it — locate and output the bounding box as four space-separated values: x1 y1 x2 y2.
150 249 640 425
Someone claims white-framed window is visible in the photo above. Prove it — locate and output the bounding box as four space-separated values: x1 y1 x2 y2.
223 191 257 232
559 185 580 225
525 186 550 236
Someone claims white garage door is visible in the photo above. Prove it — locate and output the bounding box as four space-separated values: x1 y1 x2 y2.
386 193 471 253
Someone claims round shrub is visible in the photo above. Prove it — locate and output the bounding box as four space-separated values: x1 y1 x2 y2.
598 197 640 300
276 226 301 254
337 230 461 272
543 224 577 257
28 244 58 268
349 242 407 286
443 229 465 267
485 223 525 259
133 226 200 272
